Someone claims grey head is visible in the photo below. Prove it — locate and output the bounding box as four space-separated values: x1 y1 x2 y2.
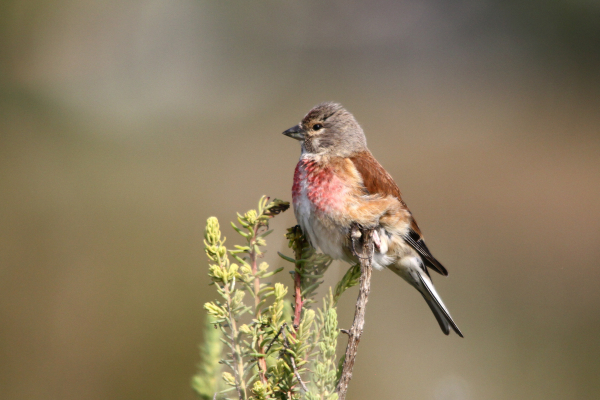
282 102 367 157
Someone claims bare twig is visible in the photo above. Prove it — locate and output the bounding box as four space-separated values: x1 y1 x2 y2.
266 322 309 392
336 224 374 400
281 324 308 392
289 354 308 392
264 324 285 355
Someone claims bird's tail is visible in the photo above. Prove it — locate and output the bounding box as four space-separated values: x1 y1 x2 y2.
388 262 463 337
417 272 463 337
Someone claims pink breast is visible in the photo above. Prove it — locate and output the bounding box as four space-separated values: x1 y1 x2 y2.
292 160 345 213
292 162 305 202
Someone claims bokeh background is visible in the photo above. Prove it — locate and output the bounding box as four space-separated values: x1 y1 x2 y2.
1 1 599 399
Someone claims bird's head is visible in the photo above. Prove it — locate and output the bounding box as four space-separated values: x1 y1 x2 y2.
283 102 367 157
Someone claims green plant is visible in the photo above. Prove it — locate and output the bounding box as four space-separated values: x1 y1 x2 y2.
193 197 363 400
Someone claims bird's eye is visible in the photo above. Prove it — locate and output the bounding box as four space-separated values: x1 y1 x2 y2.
312 124 323 131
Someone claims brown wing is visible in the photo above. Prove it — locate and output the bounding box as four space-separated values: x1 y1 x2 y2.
349 151 448 276
349 151 406 205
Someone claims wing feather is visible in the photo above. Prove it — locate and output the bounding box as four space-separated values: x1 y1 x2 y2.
349 151 448 276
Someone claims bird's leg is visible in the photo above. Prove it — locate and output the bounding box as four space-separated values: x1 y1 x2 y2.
350 224 372 260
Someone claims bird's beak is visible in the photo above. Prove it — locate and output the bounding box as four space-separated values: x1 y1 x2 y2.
282 124 305 141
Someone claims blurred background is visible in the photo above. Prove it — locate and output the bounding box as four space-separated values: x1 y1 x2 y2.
1 1 599 399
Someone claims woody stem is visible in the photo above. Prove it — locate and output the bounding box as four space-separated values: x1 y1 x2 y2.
224 282 247 400
250 226 268 385
292 235 304 337
336 225 374 400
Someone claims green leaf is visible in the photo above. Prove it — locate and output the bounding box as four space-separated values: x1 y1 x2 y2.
277 252 296 263
259 229 273 238
248 352 266 357
230 222 250 238
260 267 284 278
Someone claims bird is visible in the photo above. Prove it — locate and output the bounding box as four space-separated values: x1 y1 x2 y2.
282 102 463 337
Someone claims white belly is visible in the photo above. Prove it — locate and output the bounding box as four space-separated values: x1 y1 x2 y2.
294 194 398 268
294 190 347 261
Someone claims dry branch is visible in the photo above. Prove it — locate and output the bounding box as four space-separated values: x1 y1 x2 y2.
336 225 374 400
